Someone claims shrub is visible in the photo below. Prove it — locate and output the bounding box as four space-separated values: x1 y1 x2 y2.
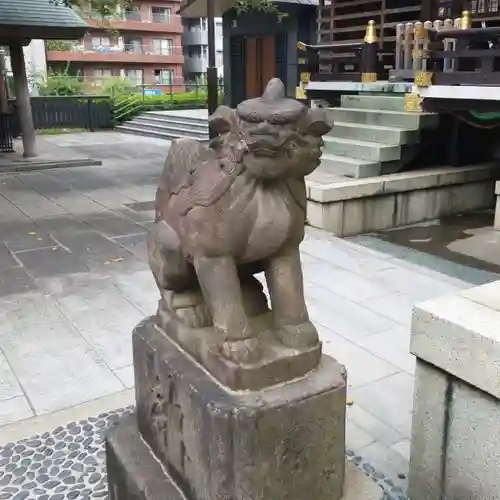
101 76 138 97
39 72 85 96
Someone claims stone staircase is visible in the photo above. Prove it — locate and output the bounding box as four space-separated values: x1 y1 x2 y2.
116 110 210 142
320 94 439 178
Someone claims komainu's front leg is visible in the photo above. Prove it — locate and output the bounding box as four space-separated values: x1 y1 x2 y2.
265 246 319 349
194 255 261 363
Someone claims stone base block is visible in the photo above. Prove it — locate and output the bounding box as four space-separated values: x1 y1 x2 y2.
129 317 347 500
409 281 500 500
106 414 385 500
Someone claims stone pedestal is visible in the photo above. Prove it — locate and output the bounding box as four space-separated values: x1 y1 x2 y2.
106 318 383 500
409 281 500 500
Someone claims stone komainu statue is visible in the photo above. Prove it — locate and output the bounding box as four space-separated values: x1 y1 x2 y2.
148 78 332 386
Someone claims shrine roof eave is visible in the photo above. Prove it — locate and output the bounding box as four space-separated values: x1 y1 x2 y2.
0 25 87 43
0 0 87 42
178 0 317 17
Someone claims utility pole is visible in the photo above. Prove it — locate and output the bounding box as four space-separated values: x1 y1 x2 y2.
206 0 218 137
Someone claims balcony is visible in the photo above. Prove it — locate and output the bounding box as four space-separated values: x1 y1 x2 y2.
184 55 207 73
46 43 184 65
84 14 184 34
183 28 208 46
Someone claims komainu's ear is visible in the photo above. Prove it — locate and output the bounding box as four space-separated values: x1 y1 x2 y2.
208 106 237 136
301 107 333 137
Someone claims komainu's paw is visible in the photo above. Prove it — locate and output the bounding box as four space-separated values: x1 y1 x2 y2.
219 337 262 364
276 321 319 349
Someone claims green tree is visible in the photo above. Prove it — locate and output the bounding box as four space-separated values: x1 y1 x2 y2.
55 0 285 20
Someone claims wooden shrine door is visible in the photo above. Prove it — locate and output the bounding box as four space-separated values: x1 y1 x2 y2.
244 36 277 99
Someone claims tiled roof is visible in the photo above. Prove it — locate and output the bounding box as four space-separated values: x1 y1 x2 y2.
0 0 86 28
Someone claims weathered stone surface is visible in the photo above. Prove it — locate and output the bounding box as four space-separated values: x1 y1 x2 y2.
107 414 384 500
409 281 500 500
148 78 332 389
106 414 185 500
132 317 347 500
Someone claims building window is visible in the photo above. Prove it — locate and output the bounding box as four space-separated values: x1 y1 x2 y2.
91 36 111 51
152 39 173 55
154 69 173 85
93 68 112 86
124 37 142 53
151 6 172 23
124 4 141 20
125 69 143 86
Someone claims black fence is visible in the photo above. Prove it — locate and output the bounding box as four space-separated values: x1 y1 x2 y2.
0 113 14 153
8 95 113 136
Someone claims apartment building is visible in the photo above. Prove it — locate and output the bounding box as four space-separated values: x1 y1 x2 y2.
182 17 223 85
45 0 185 92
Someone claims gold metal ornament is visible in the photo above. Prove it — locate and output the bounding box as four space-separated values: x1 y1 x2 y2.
404 93 423 112
364 20 378 44
460 10 471 29
361 72 377 83
414 71 433 87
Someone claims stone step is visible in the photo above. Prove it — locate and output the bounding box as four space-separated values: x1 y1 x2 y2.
116 125 210 143
327 107 439 130
126 119 209 139
142 111 209 127
319 153 381 178
322 136 401 162
132 115 209 131
328 121 420 146
341 94 407 112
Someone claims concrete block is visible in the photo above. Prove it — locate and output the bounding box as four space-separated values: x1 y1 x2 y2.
409 284 500 500
463 163 495 182
327 108 439 130
407 360 448 500
133 318 348 500
308 178 384 203
383 170 440 194
492 196 500 230
394 189 439 226
411 288 500 400
319 154 381 179
323 137 401 162
341 94 407 112
342 195 395 236
495 179 500 195
306 200 344 235
327 121 419 146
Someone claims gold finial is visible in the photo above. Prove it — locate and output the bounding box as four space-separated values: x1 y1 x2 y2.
460 10 471 29
364 20 378 44
297 41 307 52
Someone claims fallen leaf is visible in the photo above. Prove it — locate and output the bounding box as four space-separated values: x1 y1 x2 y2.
36 237 42 241
106 257 124 264
29 232 37 236
346 398 354 406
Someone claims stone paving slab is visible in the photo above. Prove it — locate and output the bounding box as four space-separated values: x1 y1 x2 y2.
0 132 496 495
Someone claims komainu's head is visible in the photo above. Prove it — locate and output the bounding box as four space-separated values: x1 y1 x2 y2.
208 78 332 180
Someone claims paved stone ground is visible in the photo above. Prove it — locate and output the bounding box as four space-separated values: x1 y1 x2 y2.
0 131 496 494
0 407 405 500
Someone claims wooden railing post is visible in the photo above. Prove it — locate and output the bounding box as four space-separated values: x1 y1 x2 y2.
361 20 379 83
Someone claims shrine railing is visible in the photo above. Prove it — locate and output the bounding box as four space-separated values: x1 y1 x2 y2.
392 10 500 86
297 21 382 85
